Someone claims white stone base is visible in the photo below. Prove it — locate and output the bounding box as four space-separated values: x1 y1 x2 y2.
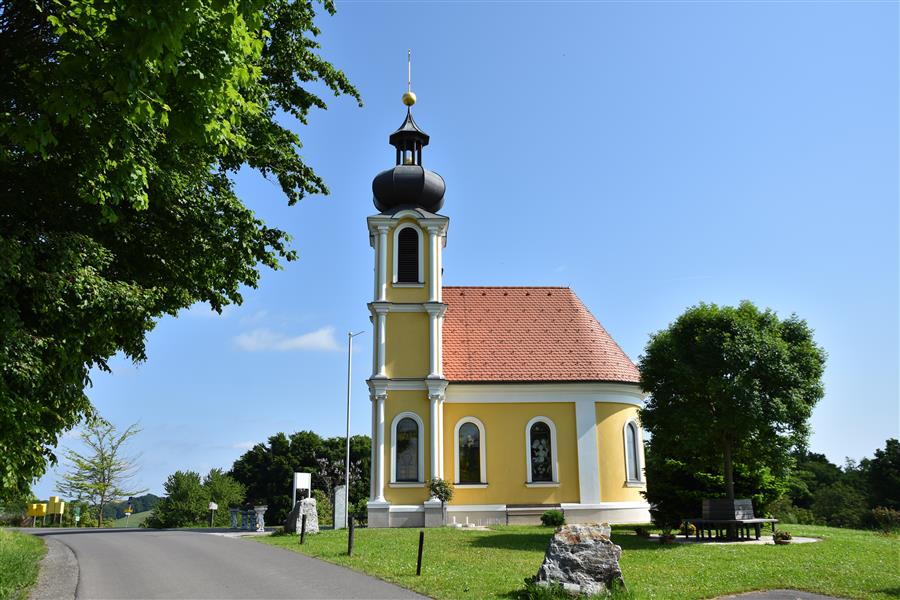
561 502 651 525
368 501 651 528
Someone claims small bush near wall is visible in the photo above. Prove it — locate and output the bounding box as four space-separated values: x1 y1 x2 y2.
540 510 565 527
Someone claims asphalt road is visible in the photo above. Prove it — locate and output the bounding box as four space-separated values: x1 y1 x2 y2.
30 528 425 599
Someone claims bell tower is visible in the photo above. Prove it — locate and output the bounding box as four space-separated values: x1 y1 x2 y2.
366 70 449 527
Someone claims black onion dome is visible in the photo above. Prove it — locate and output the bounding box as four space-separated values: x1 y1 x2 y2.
372 109 445 213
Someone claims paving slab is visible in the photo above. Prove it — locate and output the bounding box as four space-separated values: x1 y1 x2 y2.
718 590 847 599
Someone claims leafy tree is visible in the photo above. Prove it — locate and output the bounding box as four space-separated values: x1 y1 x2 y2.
146 469 244 528
427 478 454 524
204 469 246 527
864 438 900 510
230 431 370 524
0 0 360 498
55 420 146 527
811 482 868 529
146 471 208 528
639 301 826 507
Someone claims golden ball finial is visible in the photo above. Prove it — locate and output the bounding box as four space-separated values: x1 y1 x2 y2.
402 91 417 107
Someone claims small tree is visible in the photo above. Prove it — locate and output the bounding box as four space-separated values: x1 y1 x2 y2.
427 478 454 524
147 471 208 528
203 469 245 527
639 301 826 504
56 420 146 527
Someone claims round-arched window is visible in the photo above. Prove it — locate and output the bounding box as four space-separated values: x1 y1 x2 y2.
396 417 418 482
458 422 481 484
529 421 553 482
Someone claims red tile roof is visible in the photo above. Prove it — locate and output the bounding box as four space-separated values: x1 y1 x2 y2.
442 286 640 384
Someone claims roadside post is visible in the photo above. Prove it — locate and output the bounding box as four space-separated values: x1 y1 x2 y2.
416 531 424 576
300 514 308 545
208 501 218 527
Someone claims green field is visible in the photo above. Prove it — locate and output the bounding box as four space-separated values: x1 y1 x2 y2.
255 524 900 600
0 529 46 600
112 510 152 528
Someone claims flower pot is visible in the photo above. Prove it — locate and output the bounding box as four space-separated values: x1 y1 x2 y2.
774 539 791 545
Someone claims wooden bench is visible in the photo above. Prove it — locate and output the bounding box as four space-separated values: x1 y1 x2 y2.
686 499 778 541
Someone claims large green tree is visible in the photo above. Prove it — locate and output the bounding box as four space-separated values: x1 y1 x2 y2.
639 301 826 509
0 0 360 497
230 430 370 524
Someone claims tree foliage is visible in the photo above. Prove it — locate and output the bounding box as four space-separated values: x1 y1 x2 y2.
146 468 245 528
0 0 360 498
230 431 370 524
639 301 826 509
55 419 146 527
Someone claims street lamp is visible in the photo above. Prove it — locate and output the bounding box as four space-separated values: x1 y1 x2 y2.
344 330 365 529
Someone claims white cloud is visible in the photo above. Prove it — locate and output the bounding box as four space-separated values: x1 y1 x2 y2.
232 441 256 450
240 309 269 326
233 326 340 352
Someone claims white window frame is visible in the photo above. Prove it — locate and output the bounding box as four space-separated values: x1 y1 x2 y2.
390 412 425 484
623 419 644 485
525 416 559 485
392 223 425 286
454 417 487 487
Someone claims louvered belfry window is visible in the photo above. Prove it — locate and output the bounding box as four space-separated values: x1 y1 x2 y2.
397 227 419 283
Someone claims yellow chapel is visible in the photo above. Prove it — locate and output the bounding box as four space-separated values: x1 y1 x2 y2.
366 93 649 528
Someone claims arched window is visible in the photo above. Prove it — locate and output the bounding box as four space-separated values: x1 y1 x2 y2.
454 417 486 485
396 227 419 283
624 420 642 482
391 412 424 483
526 417 558 484
396 418 419 482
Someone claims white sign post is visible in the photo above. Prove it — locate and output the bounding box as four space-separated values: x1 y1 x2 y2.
292 472 312 508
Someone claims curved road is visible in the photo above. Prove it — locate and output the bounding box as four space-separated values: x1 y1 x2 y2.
31 528 424 599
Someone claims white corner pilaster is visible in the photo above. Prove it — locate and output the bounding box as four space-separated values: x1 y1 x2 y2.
575 399 602 504
377 225 389 302
424 303 447 379
375 306 388 378
374 390 387 503
426 225 440 302
429 393 440 481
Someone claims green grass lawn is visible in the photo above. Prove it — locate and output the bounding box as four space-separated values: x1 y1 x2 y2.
255 524 900 599
111 510 152 528
0 529 46 600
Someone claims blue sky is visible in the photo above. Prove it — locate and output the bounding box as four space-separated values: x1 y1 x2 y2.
34 1 898 498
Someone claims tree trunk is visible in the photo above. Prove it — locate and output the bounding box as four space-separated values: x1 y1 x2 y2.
97 503 103 528
723 443 735 503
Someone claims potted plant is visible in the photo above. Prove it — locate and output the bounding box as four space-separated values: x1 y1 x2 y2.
427 478 454 525
773 530 792 545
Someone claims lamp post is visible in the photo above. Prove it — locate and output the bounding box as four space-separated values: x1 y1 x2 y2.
345 330 365 529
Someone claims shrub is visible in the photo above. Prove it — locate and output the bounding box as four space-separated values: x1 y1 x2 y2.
678 521 697 536
350 498 368 526
811 482 868 528
540 509 565 527
871 506 900 533
312 489 333 525
634 526 651 538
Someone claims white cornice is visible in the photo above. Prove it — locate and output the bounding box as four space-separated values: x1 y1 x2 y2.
444 382 645 405
367 301 447 315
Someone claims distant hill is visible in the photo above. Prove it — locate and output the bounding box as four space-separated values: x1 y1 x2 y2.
112 510 152 528
102 494 160 521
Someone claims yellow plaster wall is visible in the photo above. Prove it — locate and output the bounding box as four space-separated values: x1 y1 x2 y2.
385 219 430 304
595 403 646 502
441 403 580 505
384 390 431 505
385 312 429 378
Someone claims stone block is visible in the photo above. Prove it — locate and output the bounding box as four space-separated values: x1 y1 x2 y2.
284 498 319 534
535 523 625 596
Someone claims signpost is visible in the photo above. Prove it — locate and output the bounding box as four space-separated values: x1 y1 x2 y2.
292 472 312 509
74 506 81 527
208 501 218 527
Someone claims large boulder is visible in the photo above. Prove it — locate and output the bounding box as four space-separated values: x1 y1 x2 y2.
535 523 625 596
283 498 319 535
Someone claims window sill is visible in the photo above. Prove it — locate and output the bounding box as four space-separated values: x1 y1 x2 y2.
392 282 424 288
389 482 425 488
526 482 560 488
454 483 488 489
625 480 646 488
